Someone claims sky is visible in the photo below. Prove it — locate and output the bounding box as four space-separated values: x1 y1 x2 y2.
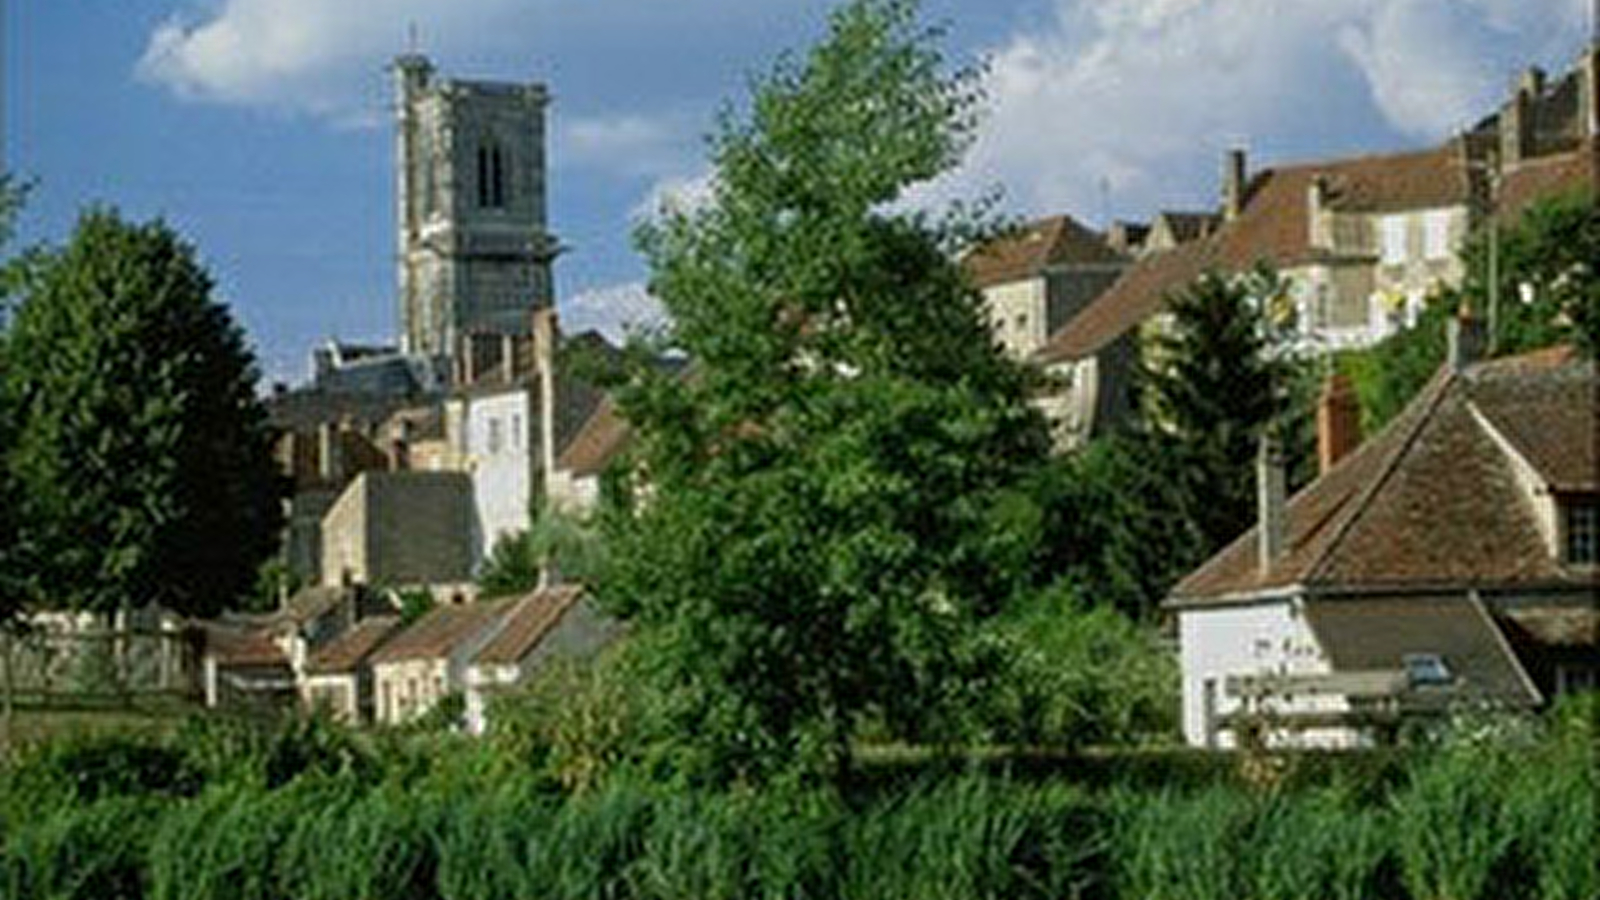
5 0 1592 384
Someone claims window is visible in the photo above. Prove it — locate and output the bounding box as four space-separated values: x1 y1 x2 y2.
1403 653 1452 686
1422 210 1451 260
511 414 523 449
1379 216 1407 265
476 142 508 208
1566 498 1598 566
487 417 503 454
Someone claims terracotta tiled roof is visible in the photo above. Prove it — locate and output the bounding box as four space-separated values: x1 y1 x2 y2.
202 624 288 668
472 584 586 666
964 215 1124 288
369 599 513 665
1304 594 1540 707
1494 138 1598 221
556 396 632 477
1168 347 1599 605
1035 144 1469 364
304 615 402 675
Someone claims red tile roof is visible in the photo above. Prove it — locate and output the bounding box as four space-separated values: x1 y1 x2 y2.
202 624 288 668
369 599 513 665
1168 347 1599 605
556 396 631 477
1495 139 1598 221
1035 144 1469 364
304 615 402 675
964 215 1124 289
472 584 586 666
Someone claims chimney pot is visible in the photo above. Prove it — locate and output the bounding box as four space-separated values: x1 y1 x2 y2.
1316 372 1362 475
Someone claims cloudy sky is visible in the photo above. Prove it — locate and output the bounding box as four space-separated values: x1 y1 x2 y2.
6 0 1591 383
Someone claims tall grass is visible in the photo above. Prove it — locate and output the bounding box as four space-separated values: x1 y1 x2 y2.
1111 785 1256 900
1392 743 1521 900
2 796 160 900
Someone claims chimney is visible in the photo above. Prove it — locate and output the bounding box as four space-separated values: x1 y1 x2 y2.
501 333 516 383
316 421 343 484
533 307 560 493
1447 306 1486 372
1501 79 1535 165
1583 44 1600 138
1306 174 1331 251
1316 372 1362 475
1222 148 1248 221
1257 434 1286 575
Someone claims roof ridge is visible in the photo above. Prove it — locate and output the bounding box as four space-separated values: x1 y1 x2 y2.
1259 141 1455 176
1303 365 1458 585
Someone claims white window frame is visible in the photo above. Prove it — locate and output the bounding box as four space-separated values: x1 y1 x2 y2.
1379 216 1408 265
1422 210 1452 261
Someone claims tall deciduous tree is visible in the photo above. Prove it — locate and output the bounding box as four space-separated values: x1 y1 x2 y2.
2 210 283 619
597 0 1048 783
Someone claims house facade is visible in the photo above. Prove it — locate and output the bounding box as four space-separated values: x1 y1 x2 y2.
300 614 402 723
463 584 621 733
369 598 514 725
1168 336 1598 749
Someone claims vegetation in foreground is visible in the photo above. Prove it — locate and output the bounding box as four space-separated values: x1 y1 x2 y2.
0 696 1593 900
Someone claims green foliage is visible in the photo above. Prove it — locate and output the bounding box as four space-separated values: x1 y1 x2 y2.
989 586 1177 748
2 795 161 900
600 0 1048 786
396 587 437 626
1112 786 1257 900
1392 741 1521 900
1138 268 1305 555
476 530 542 599
1246 789 1395 900
1 209 284 618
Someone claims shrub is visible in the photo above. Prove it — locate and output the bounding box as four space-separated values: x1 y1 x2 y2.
1247 789 1395 900
276 782 438 900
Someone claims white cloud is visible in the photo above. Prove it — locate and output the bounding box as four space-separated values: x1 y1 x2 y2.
925 0 1590 223
630 168 718 222
559 112 702 178
559 281 667 343
137 0 524 117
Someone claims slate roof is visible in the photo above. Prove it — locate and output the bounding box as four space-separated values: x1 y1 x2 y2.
964 215 1124 288
369 599 514 665
1168 347 1599 606
1035 144 1469 364
1304 594 1540 707
304 615 402 675
472 585 586 666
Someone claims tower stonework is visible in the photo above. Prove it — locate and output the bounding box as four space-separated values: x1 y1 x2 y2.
395 54 556 360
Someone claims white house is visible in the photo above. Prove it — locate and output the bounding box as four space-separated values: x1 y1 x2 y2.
368 598 515 725
1168 332 1597 749
463 584 621 733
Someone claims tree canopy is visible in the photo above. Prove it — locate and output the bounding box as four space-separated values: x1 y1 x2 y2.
596 0 1050 784
2 210 284 619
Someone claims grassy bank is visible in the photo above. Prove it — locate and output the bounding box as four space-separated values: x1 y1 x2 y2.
0 703 1593 900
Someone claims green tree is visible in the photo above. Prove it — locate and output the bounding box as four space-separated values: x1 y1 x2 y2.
2 210 284 619
597 0 1048 784
1137 268 1303 555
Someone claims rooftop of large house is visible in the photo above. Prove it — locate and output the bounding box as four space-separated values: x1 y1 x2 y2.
369 598 514 665
472 584 586 666
1168 345 1598 607
963 214 1125 289
304 615 403 675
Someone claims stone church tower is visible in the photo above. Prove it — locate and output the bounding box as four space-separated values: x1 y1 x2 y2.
394 54 557 360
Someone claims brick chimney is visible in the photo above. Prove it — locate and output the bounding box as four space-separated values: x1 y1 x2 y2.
1316 372 1361 475
1222 148 1248 221
1501 73 1538 166
1257 433 1287 575
317 421 343 484
1447 305 1486 372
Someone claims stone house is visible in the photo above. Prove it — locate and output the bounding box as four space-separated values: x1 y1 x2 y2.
1034 43 1599 445
369 598 515 725
463 584 621 733
300 614 403 723
320 470 477 596
1168 331 1598 749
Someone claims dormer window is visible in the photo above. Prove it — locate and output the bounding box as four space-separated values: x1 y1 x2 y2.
1565 497 1598 566
477 141 508 209
1403 653 1452 686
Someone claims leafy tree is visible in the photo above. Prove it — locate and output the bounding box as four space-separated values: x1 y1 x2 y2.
597 0 1049 784
476 509 603 599
1136 268 1303 555
2 210 284 619
476 531 542 600
0 174 30 627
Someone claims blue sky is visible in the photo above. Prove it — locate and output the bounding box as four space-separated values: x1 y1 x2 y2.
6 0 1591 384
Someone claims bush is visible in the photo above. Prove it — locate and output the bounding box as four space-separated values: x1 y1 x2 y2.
1247 789 1395 900
1393 742 1522 900
1112 786 1257 900
276 782 438 900
0 731 197 823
